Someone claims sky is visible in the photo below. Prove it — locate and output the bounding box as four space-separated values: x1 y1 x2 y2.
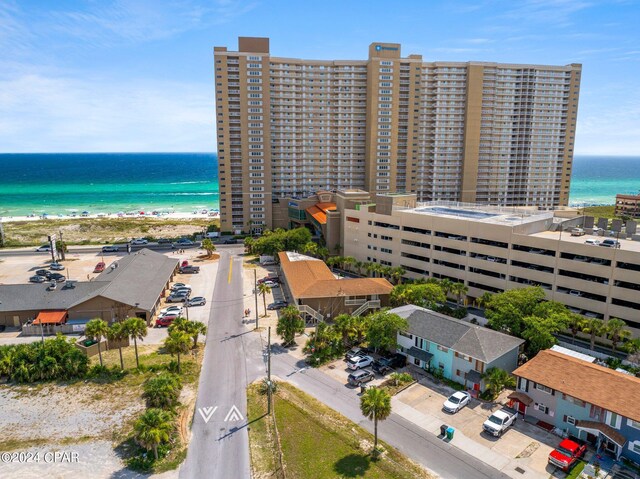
0 0 639 155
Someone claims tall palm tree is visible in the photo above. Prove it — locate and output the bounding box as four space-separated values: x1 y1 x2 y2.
566 313 586 345
606 318 631 352
354 260 364 276
343 256 357 272
276 306 305 346
476 292 494 309
164 330 191 373
258 283 272 317
107 322 127 370
450 282 469 306
365 262 378 278
360 387 392 454
581 318 606 351
333 314 356 347
134 408 174 460
124 317 148 368
169 317 207 349
390 266 406 285
439 278 454 299
85 318 109 367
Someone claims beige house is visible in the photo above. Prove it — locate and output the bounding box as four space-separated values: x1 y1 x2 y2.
277 251 392 322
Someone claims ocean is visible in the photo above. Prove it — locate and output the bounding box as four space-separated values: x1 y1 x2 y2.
0 153 638 217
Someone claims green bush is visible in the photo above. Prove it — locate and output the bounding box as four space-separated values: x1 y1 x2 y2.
143 373 182 409
389 372 413 386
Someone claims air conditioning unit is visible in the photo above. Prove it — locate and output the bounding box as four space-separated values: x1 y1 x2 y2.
63 280 77 289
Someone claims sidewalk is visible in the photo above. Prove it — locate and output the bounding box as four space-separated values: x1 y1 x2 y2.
392 396 547 479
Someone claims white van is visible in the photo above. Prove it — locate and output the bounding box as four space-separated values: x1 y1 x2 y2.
570 228 585 236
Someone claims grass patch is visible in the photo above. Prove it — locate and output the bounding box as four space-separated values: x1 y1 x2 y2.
247 381 432 479
582 205 616 219
566 460 586 479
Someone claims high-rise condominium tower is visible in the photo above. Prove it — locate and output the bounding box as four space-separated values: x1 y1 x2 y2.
214 37 581 233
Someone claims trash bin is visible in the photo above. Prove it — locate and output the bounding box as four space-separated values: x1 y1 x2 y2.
440 424 448 437
360 384 368 394
446 427 455 440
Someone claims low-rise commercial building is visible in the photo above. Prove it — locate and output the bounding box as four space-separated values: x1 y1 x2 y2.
615 194 640 218
0 249 178 331
511 349 640 462
277 251 392 322
391 305 524 393
342 194 640 334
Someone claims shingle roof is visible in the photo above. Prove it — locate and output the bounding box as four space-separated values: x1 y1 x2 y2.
0 249 177 314
390 305 524 363
513 349 640 423
278 251 393 299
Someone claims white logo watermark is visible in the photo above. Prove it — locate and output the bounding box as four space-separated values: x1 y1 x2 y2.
197 405 244 423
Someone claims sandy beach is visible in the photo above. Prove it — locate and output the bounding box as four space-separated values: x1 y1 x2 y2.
0 210 218 223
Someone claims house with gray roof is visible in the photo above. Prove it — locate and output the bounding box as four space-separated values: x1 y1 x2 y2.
391 305 524 393
0 249 178 331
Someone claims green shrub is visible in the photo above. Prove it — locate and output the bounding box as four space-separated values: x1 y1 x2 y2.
389 372 413 386
143 373 182 409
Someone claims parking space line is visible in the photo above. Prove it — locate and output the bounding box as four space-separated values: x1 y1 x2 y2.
228 256 233 283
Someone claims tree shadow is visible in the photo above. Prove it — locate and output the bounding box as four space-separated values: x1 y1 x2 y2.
333 453 372 478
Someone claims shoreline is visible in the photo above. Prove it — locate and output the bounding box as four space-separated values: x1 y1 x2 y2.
0 211 219 223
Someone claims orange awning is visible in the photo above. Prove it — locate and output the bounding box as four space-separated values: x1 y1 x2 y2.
33 310 68 325
305 205 327 225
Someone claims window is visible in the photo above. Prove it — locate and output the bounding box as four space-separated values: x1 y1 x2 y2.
536 383 553 394
437 345 449 353
631 442 640 454
414 358 421 366
629 419 640 430
563 415 576 425
399 331 413 339
455 369 462 377
535 403 549 414
608 412 620 429
455 352 472 362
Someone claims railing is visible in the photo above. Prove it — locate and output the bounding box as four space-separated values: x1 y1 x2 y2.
297 304 323 323
352 300 381 317
344 299 366 306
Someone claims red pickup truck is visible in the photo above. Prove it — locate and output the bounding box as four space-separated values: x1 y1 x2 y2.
548 437 587 471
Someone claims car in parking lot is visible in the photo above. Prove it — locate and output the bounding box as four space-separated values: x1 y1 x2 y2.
258 276 280 284
36 244 51 252
442 391 471 413
49 273 66 282
262 280 279 288
568 289 582 297
35 269 52 278
172 287 191 296
584 239 600 246
267 300 288 310
131 238 148 245
186 296 206 306
179 265 200 274
221 238 237 244
600 239 621 248
166 293 188 303
347 369 375 386
262 260 277 266
94 262 106 273
157 238 172 244
345 347 371 360
102 245 119 252
159 305 183 316
49 262 65 271
29 275 46 283
372 358 393 375
171 283 191 291
347 355 374 370
174 238 194 246
155 314 178 327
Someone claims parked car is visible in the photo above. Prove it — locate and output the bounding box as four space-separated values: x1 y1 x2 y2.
267 300 288 310
347 355 374 370
548 437 587 472
49 262 65 271
172 288 191 297
482 409 517 437
262 260 277 266
166 294 188 303
156 314 178 327
372 358 393 375
258 276 280 284
568 289 582 297
35 269 52 278
379 352 407 368
94 262 106 273
184 296 205 307
29 275 46 283
262 280 279 288
157 238 172 244
442 391 471 414
345 347 365 360
49 273 66 282
179 265 200 274
570 228 585 236
131 238 148 245
221 238 237 244
101 245 119 252
171 283 191 290
36 244 51 252
347 369 375 386
600 239 621 248
159 305 183 315
584 239 600 246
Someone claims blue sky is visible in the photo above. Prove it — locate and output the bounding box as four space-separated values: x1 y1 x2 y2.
0 0 639 155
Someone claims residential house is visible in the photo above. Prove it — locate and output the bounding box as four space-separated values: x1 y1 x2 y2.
391 305 524 393
511 349 640 463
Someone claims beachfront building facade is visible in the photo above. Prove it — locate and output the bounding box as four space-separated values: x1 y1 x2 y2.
214 37 582 233
511 349 640 462
615 194 640 218
341 193 640 335
391 305 524 393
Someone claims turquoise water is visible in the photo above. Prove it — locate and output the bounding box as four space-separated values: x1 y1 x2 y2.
0 153 218 217
0 153 637 217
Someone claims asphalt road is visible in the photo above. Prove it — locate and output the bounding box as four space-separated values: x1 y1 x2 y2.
179 249 251 479
0 243 238 256
244 334 512 479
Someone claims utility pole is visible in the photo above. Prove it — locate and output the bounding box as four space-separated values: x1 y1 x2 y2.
58 230 66 261
0 220 5 247
48 234 56 263
267 326 272 414
254 269 259 329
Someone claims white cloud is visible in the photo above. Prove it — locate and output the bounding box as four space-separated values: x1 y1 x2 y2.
0 73 215 152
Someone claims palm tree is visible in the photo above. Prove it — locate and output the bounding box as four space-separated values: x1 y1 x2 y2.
439 278 454 299
85 318 109 367
317 246 330 261
365 262 378 278
333 314 356 347
566 314 585 345
164 330 191 373
276 306 305 346
475 291 494 309
581 318 606 351
258 282 272 317
450 282 469 306
483 367 516 398
107 322 127 370
134 408 174 460
169 317 207 349
360 387 392 454
343 256 357 272
124 317 148 368
606 318 631 352
390 266 406 285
